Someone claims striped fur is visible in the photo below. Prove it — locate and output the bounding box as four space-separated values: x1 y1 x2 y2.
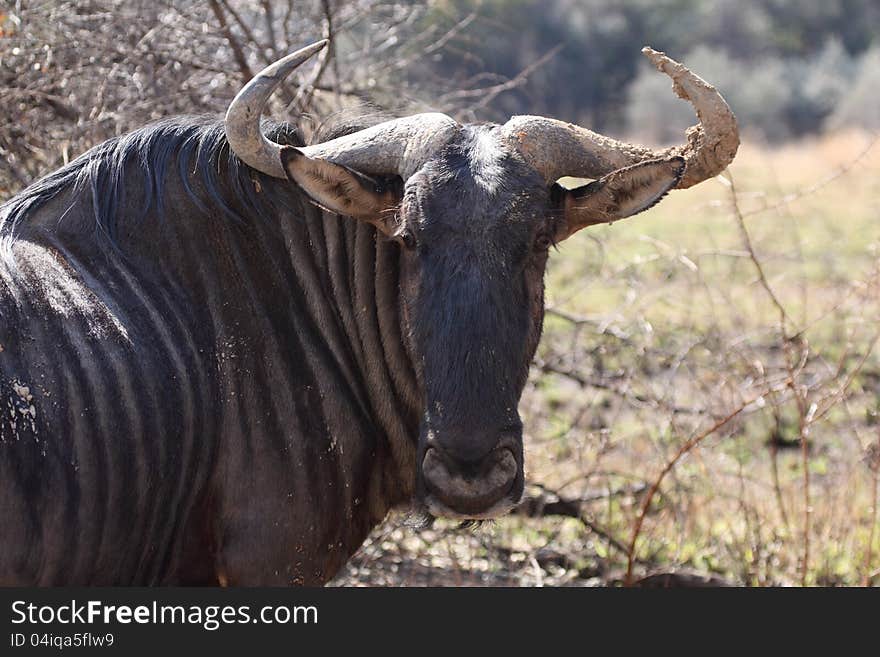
0 118 420 585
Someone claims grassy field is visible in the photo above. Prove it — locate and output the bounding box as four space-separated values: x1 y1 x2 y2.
334 132 880 587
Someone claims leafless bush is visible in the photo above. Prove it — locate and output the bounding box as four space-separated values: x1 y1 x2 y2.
0 1 564 201
0 2 412 195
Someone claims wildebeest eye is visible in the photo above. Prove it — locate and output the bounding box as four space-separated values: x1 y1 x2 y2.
398 230 417 250
534 233 553 251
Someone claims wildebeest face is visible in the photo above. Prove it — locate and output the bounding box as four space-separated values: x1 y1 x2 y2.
395 128 551 519
283 126 551 518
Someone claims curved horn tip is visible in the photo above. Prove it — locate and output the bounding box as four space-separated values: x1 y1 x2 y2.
224 39 329 179
641 46 664 63
640 45 721 102
640 44 739 188
641 46 687 77
263 39 329 78
297 38 330 57
642 46 682 71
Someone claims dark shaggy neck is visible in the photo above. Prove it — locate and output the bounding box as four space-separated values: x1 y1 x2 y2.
0 117 421 584
140 150 424 581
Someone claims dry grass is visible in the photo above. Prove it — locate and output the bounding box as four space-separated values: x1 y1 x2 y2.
333 131 880 587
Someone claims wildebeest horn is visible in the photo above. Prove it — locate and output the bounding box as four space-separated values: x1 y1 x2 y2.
225 40 329 179
225 40 458 179
502 47 739 189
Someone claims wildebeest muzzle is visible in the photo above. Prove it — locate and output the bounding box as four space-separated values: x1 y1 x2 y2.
418 425 524 519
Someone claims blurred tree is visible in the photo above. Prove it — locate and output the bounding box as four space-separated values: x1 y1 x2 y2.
417 0 879 136
827 46 880 132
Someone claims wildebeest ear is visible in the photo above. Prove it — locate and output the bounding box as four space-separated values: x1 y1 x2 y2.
280 145 401 234
553 156 685 240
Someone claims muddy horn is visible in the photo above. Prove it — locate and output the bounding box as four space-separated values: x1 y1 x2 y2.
502 47 739 189
224 40 457 180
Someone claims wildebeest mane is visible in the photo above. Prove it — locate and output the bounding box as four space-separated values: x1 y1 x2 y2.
0 109 394 253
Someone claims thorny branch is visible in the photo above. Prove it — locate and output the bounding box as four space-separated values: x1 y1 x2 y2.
624 391 774 585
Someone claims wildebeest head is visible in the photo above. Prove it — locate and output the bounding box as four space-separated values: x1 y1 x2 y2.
224 41 738 519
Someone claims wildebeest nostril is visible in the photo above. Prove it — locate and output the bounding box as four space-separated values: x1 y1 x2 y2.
421 447 518 514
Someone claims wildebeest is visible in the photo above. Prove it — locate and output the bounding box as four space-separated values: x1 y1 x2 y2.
0 41 738 585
